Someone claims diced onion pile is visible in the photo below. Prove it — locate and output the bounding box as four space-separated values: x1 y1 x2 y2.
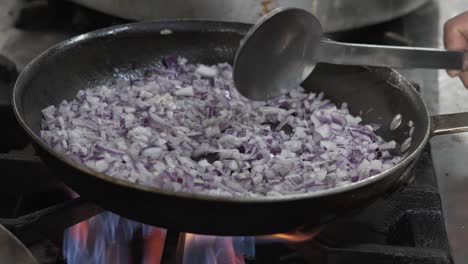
40 57 400 197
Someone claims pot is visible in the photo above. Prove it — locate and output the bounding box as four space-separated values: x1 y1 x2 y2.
70 0 430 32
0 225 37 264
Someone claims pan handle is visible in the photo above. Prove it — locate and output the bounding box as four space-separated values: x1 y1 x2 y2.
431 112 468 136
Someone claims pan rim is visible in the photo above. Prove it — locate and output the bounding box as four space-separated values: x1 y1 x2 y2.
12 20 431 204
0 224 38 264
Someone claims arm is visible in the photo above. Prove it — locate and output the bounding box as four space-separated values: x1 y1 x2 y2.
444 11 468 88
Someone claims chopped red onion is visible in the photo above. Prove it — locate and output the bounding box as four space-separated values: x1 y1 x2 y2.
40 57 401 197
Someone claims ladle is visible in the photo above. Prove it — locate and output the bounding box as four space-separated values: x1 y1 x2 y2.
233 7 467 100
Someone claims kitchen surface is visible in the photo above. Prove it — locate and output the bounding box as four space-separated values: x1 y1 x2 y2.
423 1 468 263
1 0 468 263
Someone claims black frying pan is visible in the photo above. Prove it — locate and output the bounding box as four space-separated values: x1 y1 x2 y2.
12 21 468 235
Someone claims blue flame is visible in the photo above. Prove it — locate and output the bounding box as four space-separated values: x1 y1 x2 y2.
64 212 255 264
63 211 164 264
233 237 255 258
183 235 254 264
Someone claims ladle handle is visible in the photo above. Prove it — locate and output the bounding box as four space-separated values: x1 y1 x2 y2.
316 39 468 71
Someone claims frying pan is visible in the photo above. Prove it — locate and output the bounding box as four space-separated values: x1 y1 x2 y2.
12 21 468 236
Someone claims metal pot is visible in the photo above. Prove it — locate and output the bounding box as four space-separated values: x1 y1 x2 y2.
0 225 37 264
70 0 430 32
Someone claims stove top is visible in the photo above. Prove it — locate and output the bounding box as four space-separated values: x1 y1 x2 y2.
0 1 452 263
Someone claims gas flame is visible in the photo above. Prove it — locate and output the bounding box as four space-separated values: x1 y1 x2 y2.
63 212 166 264
63 212 255 264
258 227 323 243
145 228 166 263
63 201 318 264
183 234 253 264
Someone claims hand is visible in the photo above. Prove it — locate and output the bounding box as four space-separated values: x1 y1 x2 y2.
444 11 468 87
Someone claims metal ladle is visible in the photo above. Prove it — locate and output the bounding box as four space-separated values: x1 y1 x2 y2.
233 7 467 101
